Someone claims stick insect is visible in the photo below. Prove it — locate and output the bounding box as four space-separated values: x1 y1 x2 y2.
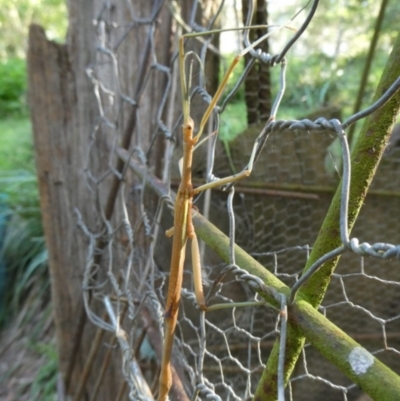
158 26 283 401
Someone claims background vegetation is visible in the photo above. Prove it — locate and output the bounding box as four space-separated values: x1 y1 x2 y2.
0 1 66 399
0 0 399 399
0 0 67 325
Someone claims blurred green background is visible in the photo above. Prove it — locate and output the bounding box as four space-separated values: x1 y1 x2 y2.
0 0 398 399
0 2 66 400
0 0 67 324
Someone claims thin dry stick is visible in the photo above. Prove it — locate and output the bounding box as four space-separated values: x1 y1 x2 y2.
89 303 129 401
115 381 128 401
90 336 117 401
74 310 108 401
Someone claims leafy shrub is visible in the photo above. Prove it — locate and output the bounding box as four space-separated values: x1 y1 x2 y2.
0 58 27 117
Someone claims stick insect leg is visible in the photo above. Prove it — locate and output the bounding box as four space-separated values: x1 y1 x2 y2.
192 136 259 195
193 169 251 195
165 227 174 237
189 208 266 313
189 220 265 312
187 207 206 310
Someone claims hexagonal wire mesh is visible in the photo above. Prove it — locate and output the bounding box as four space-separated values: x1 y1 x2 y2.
74 1 400 400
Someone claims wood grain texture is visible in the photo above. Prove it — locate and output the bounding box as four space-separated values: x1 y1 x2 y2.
28 21 123 401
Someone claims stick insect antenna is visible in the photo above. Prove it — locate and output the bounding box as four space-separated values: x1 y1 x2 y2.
195 24 292 141
179 36 190 124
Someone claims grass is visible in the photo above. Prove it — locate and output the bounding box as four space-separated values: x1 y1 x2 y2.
0 115 43 325
0 117 32 171
0 115 56 399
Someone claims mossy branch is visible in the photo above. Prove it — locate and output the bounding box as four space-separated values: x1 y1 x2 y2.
252 29 400 400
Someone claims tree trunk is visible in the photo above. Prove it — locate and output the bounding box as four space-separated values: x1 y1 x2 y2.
28 0 172 399
242 0 271 125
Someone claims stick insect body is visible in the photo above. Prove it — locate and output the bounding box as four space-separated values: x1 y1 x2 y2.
158 27 279 401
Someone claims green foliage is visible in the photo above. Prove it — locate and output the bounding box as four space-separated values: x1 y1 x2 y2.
273 53 338 113
219 102 247 142
0 0 67 117
0 118 33 170
269 47 392 121
0 118 47 328
220 56 246 105
0 0 64 327
0 59 27 117
218 47 392 140
0 0 67 59
0 169 47 327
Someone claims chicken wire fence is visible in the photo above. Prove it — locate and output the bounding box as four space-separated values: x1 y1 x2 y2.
72 1 400 400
